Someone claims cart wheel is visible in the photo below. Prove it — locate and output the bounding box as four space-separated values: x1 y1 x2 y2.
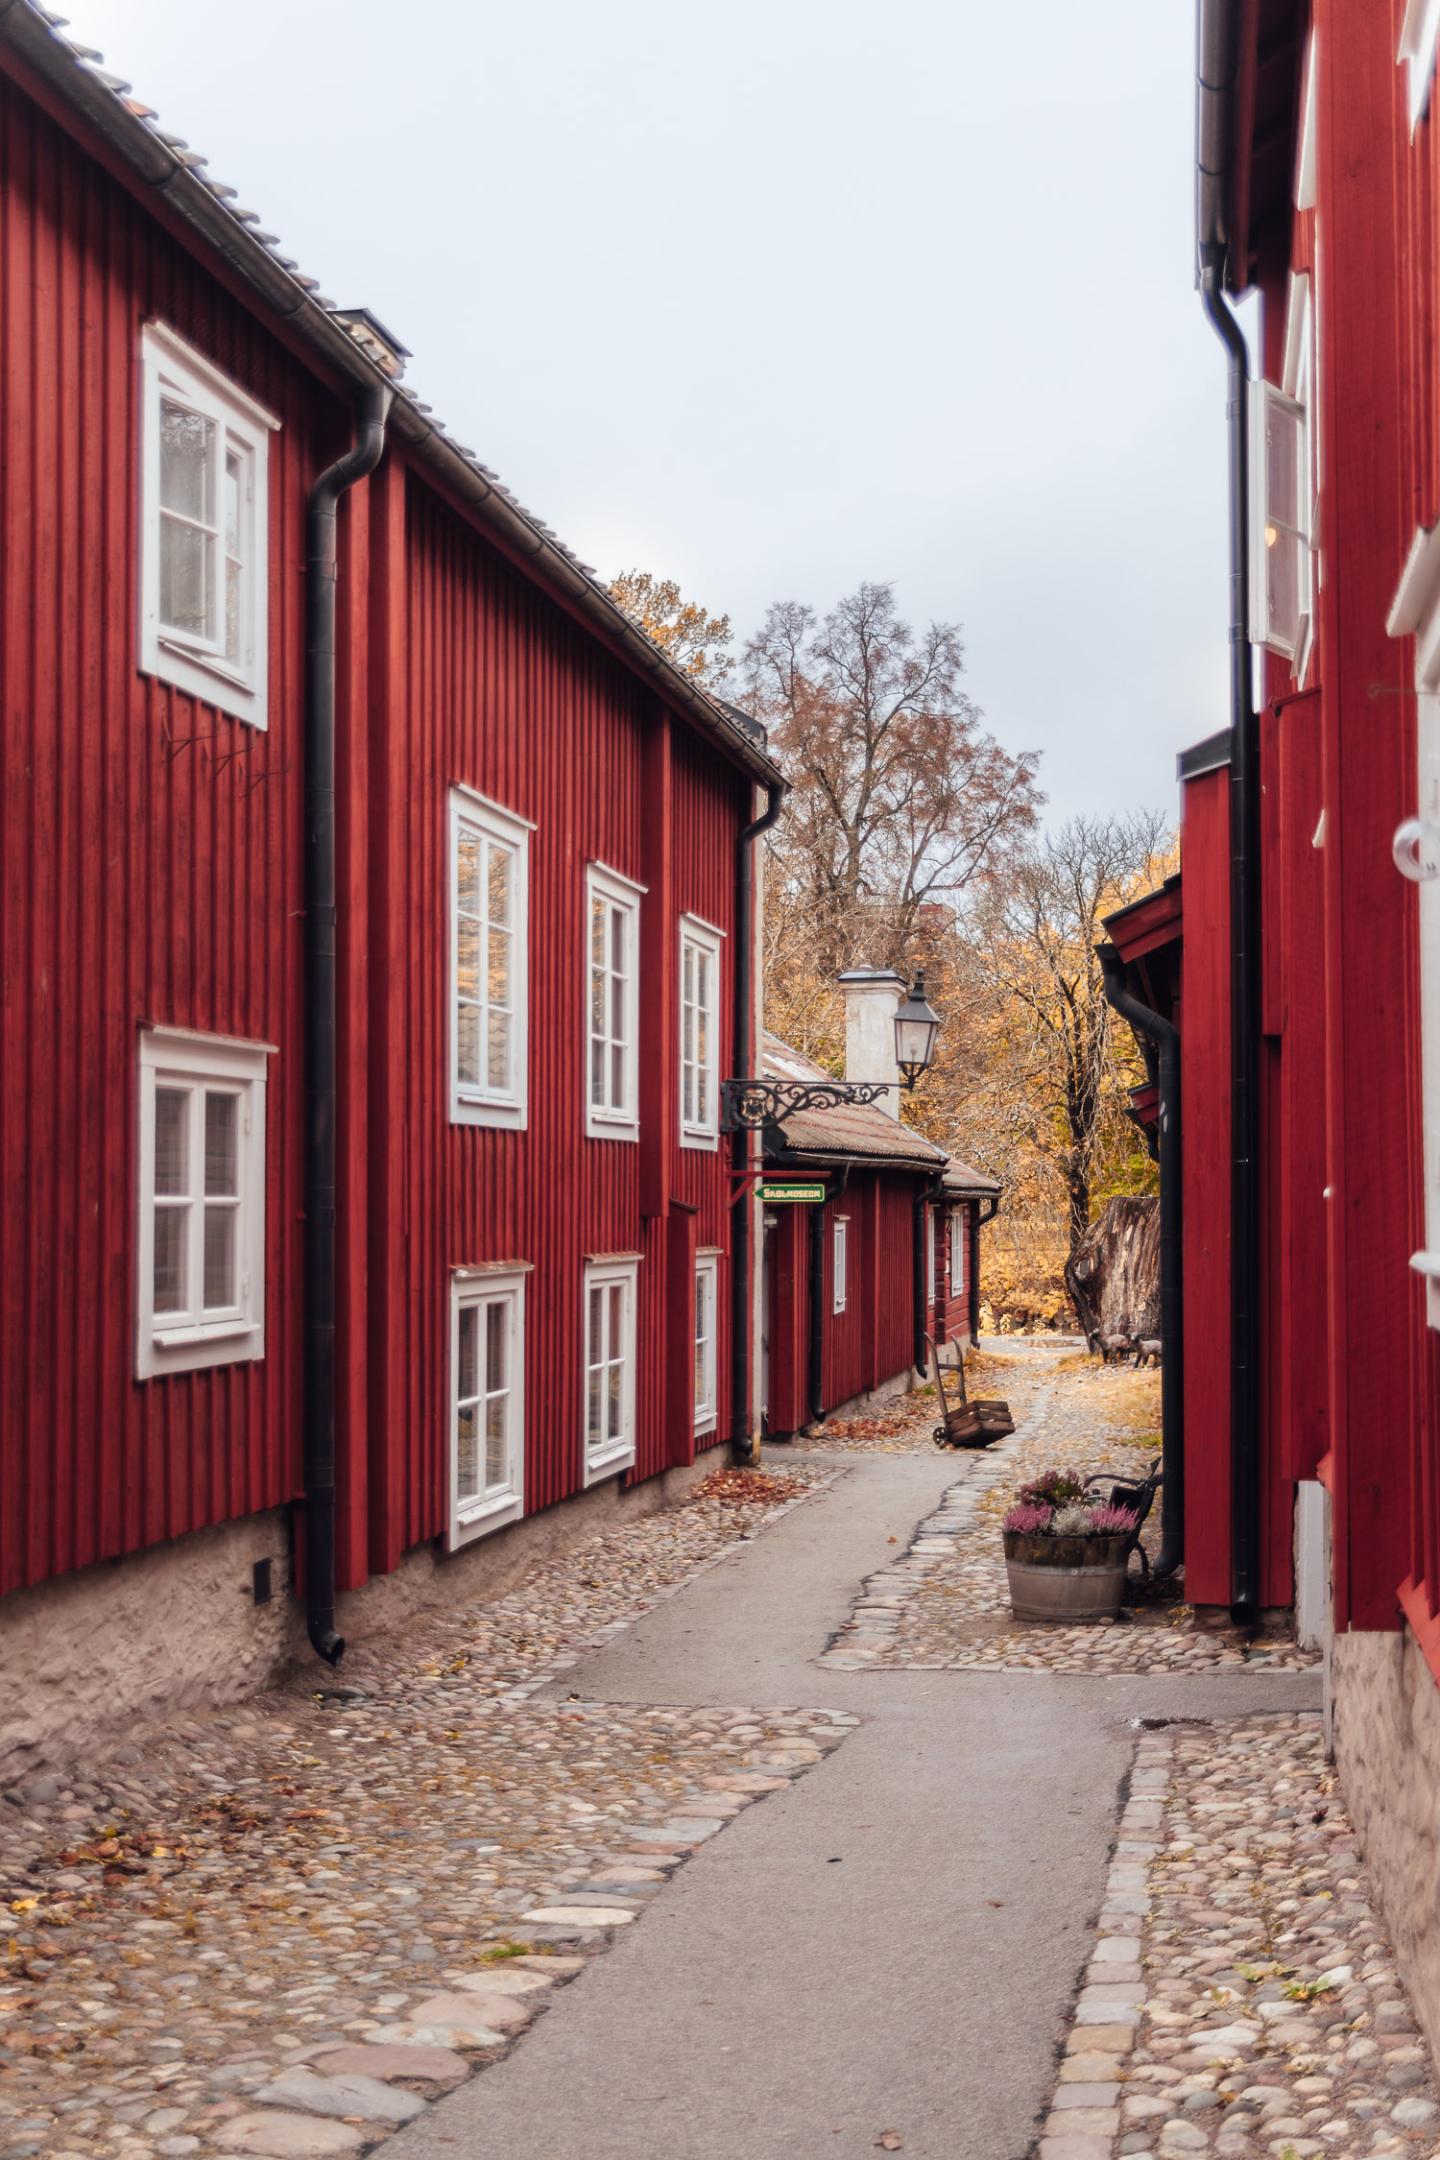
932 1424 950 1450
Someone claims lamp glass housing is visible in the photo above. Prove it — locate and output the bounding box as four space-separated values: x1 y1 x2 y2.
893 973 942 1085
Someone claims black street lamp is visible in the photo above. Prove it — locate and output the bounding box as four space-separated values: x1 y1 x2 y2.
720 972 944 1132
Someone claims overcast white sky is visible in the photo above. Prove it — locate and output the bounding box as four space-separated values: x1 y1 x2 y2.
67 0 1228 830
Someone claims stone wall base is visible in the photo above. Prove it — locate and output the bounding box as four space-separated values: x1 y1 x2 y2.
0 1450 723 1785
805 1364 917 1434
1332 1628 1440 2069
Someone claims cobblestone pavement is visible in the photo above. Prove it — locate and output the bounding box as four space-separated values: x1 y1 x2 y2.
0 1462 850 2160
785 1345 1059 1454
821 1356 1318 1675
1038 1714 1440 2160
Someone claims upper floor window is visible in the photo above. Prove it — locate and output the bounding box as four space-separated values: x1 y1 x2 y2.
1249 273 1316 680
680 916 723 1148
833 1216 849 1315
450 1267 526 1546
586 864 643 1141
949 1207 967 1295
584 1255 639 1481
140 324 277 728
450 788 531 1130
694 1252 719 1432
137 1027 270 1378
1400 0 1440 131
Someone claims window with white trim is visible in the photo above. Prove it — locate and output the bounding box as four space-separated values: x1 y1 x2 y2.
1387 539 1440 1326
1295 32 1317 210
949 1207 967 1296
586 865 642 1139
1400 0 1440 132
140 324 277 728
450 788 531 1129
137 1029 269 1377
833 1216 849 1315
694 1252 719 1432
1249 273 1316 676
584 1256 639 1480
450 1269 526 1546
679 916 723 1147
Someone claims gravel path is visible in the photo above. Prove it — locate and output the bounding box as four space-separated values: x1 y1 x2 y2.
821 1354 1318 1676
0 1462 845 2160
1039 1714 1440 2159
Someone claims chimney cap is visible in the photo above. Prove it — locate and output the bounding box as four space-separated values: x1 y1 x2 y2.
836 967 904 987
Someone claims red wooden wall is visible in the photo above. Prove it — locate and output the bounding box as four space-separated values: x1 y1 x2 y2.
764 1173 922 1436
0 66 343 1597
0 52 761 1605
355 474 745 1583
1179 769 1233 1607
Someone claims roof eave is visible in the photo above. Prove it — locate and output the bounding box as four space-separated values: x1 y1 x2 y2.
0 0 785 791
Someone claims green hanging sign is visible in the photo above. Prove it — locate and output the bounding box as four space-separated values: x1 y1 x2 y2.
760 1181 827 1204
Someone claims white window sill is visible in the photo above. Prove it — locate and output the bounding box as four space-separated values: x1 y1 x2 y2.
694 1411 717 1436
680 1126 720 1152
586 1114 639 1144
453 1092 527 1131
584 1442 636 1487
140 1319 262 1379
142 636 266 730
449 1490 524 1549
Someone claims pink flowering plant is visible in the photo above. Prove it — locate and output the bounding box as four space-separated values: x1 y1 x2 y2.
1002 1476 1139 1540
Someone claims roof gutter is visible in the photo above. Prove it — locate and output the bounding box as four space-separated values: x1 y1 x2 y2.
730 781 788 1467
1195 0 1262 1624
0 1 784 795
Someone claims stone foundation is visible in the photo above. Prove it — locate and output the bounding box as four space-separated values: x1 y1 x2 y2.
0 1449 724 1784
1332 1626 1440 2069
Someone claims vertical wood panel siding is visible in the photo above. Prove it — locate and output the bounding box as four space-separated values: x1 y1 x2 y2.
0 74 334 1597
373 479 744 1569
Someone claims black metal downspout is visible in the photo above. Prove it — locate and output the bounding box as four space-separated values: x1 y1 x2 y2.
302 382 391 1666
1100 945 1185 1578
1199 247 1262 1625
730 780 787 1465
807 1162 850 1429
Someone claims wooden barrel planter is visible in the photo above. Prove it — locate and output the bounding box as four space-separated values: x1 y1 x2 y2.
1002 1529 1132 1622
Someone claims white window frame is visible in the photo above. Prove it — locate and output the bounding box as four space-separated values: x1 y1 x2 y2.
679 914 724 1149
583 1255 639 1482
694 1251 719 1433
1248 273 1316 677
1388 535 1440 1326
449 1265 527 1547
585 864 643 1141
1294 31 1318 210
926 1206 937 1308
449 786 532 1130
139 323 277 729
949 1206 967 1297
833 1216 849 1316
136 1027 271 1379
1400 0 1440 133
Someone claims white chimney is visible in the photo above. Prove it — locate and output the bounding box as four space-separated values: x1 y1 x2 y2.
837 968 904 1118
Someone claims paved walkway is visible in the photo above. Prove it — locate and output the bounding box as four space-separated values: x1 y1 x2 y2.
15 1349 1428 2160
386 1404 1321 2160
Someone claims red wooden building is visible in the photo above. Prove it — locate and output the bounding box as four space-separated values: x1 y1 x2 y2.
1103 0 1440 2059
0 2 785 1769
760 973 998 1439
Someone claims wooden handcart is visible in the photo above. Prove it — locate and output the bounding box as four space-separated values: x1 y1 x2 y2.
928 1337 1015 1450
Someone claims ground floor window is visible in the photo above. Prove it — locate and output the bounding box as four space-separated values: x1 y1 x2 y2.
137 1027 270 1378
584 1255 639 1481
949 1207 967 1296
695 1251 719 1433
450 1267 526 1546
833 1216 849 1314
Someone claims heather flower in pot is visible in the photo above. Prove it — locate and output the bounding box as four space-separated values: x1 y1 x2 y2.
1001 1468 1139 1623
